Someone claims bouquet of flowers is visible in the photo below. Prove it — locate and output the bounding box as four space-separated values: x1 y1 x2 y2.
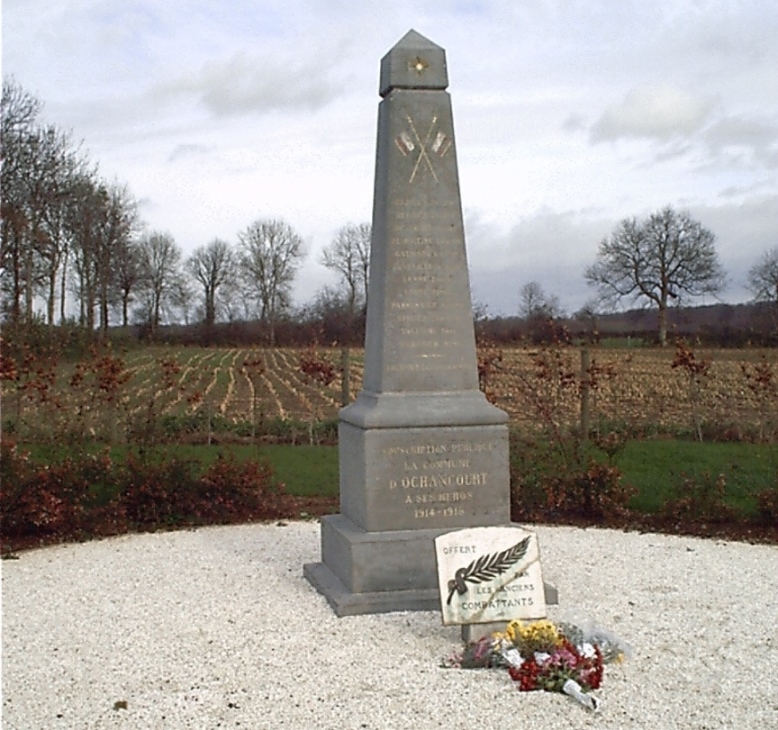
443 616 630 711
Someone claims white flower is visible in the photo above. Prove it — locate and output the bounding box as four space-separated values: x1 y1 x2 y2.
500 646 524 668
580 642 596 658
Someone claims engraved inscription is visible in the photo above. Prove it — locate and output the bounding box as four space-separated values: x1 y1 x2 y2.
381 440 498 522
384 195 468 375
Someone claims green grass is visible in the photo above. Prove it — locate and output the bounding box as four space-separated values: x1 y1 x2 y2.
23 442 340 499
262 445 338 497
19 439 777 517
616 440 778 516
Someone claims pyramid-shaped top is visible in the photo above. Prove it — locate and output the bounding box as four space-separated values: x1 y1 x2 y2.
379 29 448 97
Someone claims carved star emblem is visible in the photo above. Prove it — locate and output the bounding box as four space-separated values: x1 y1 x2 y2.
409 56 429 74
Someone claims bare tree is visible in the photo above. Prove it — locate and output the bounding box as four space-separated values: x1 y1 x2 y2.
1 77 41 141
137 232 182 331
218 275 249 323
585 206 724 346
518 281 565 343
303 284 354 341
237 218 305 345
747 246 778 333
113 237 141 327
1 77 141 333
35 127 87 325
169 273 195 326
519 281 562 320
319 222 370 318
187 238 234 329
95 183 138 335
67 173 103 329
1 88 78 324
0 78 42 323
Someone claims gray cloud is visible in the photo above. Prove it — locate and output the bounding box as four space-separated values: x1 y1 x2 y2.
718 181 773 199
168 143 214 163
690 195 778 296
465 209 614 316
590 85 714 143
561 113 587 133
466 196 778 316
151 51 342 118
702 115 778 165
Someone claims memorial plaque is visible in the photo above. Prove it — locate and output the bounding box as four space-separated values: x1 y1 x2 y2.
304 30 511 616
434 527 547 626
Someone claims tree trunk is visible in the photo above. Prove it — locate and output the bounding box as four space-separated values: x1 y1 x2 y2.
99 281 109 336
658 304 668 346
86 289 96 330
205 292 215 328
59 248 69 324
24 246 34 321
46 270 56 325
10 244 22 325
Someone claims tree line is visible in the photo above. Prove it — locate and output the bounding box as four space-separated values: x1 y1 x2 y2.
0 78 370 346
2 77 776 349
514 207 777 346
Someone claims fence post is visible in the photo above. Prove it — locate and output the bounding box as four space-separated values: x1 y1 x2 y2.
251 392 256 443
341 346 351 406
580 346 591 439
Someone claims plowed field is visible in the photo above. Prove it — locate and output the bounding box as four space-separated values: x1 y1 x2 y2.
2 345 775 442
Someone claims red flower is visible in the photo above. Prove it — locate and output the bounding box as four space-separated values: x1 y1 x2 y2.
509 658 541 691
508 640 604 694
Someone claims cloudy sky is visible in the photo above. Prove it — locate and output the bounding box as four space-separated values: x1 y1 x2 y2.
3 0 777 316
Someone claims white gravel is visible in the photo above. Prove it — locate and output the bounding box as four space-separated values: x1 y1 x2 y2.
2 521 777 729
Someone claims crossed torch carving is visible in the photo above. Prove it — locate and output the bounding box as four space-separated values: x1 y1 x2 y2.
395 115 451 183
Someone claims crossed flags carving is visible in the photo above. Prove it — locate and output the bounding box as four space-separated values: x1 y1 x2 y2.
395 115 452 183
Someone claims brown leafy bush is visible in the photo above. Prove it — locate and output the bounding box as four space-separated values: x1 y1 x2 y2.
755 487 778 527
661 472 736 524
0 441 283 552
546 461 636 519
0 442 117 543
509 433 635 523
298 349 336 386
195 455 282 521
121 454 201 525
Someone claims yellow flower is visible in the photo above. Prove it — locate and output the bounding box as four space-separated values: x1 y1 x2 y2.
507 619 564 656
505 620 522 643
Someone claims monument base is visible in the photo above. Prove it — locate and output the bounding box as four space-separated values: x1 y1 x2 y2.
303 513 447 616
303 563 442 616
303 514 558 617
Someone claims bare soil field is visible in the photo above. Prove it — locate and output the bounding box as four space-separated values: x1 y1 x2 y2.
2 345 776 442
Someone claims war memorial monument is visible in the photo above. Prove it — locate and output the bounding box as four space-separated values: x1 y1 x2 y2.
304 30 514 615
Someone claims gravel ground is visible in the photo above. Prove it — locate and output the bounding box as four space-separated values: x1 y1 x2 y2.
2 521 777 730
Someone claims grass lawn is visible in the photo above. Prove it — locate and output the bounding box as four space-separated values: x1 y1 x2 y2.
23 442 340 499
616 440 778 516
20 439 777 518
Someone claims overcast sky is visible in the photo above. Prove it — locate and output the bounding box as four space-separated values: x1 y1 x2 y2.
3 0 777 316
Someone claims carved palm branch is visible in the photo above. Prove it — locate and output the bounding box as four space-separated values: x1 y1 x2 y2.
446 536 531 605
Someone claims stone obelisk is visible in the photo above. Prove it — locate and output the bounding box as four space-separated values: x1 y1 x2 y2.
304 30 510 616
